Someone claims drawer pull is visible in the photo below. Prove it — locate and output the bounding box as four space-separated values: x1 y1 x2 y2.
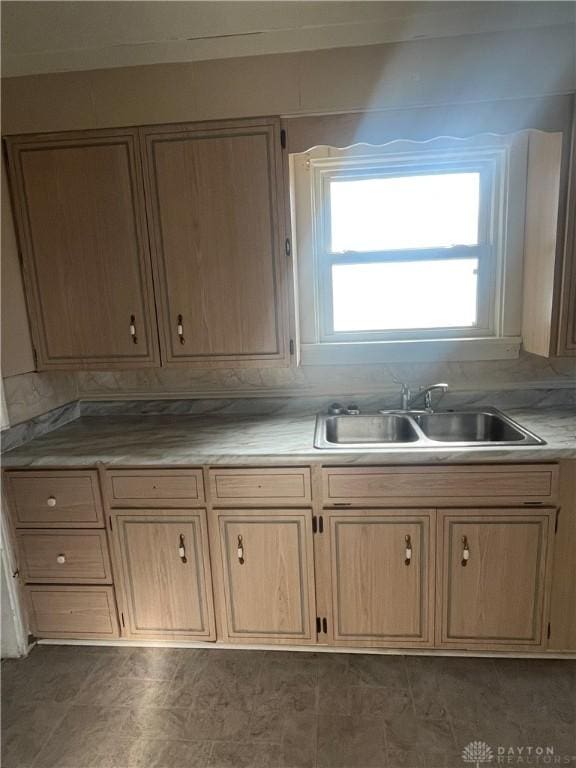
56 554 66 564
178 534 187 564
461 535 470 567
177 314 185 345
46 496 57 507
129 314 138 344
404 534 412 566
237 535 244 565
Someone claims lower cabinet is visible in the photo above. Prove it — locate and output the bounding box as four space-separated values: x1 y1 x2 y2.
437 509 555 649
325 510 435 647
215 509 317 643
26 585 119 639
112 509 216 640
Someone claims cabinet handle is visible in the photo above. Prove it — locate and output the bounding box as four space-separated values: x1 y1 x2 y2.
237 535 245 565
404 534 412 566
56 554 66 564
46 496 57 507
177 314 185 345
178 534 187 563
129 315 138 344
461 535 470 567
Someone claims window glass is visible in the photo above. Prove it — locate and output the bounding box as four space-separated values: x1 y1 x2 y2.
331 259 478 331
330 172 480 253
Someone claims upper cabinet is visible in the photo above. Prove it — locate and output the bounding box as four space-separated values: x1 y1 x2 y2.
140 118 291 367
522 122 576 358
5 129 160 369
5 118 292 370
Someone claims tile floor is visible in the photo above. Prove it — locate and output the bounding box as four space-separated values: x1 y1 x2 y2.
1 645 575 768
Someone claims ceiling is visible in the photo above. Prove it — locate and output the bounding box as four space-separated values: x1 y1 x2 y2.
2 1 574 78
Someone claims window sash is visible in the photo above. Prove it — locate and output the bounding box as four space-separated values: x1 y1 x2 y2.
313 160 495 341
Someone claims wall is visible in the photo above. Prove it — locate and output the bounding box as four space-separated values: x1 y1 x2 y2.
1 28 575 421
2 27 574 135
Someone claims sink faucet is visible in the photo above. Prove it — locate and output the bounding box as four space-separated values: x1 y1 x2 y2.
399 382 449 411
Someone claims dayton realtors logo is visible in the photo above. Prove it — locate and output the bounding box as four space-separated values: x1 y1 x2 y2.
462 741 494 767
461 741 576 766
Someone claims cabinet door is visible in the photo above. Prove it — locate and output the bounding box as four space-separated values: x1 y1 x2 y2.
326 510 434 647
438 509 555 649
141 118 290 367
217 509 316 642
5 130 159 369
113 510 216 640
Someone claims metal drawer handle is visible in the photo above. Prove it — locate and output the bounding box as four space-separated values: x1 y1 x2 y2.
461 535 470 567
404 534 412 566
47 496 57 507
177 314 185 345
178 534 187 563
237 535 244 564
56 554 66 564
130 315 138 344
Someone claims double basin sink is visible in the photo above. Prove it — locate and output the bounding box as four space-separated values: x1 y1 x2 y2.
314 408 545 449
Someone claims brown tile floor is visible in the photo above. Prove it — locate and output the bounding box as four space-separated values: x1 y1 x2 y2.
1 646 575 768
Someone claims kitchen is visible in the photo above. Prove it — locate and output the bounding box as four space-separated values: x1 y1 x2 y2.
1 3 575 767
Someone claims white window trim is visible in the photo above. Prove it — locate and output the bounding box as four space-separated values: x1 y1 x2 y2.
290 133 531 364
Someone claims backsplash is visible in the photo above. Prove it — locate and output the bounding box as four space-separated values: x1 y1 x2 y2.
76 352 575 401
2 370 78 426
2 352 574 431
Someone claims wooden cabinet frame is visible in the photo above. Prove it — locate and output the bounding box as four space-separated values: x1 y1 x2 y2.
139 117 292 368
5 129 160 370
212 508 317 644
436 508 556 650
321 509 435 648
110 508 216 641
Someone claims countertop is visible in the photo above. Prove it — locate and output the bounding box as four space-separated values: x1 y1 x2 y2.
2 407 575 467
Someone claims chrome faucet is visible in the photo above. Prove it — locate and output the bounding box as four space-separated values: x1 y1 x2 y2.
406 382 449 411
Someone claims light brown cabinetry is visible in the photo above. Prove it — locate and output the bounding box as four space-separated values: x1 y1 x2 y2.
106 469 205 507
322 465 558 507
215 509 316 642
111 509 216 640
26 586 119 639
6 469 120 639
209 468 311 506
17 529 112 584
5 470 104 527
325 510 434 647
141 118 290 367
548 460 576 651
437 509 555 649
5 130 159 369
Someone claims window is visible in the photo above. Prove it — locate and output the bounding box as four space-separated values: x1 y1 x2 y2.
291 135 529 363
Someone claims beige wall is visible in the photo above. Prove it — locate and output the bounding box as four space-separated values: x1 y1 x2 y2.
1 29 575 424
2 26 574 135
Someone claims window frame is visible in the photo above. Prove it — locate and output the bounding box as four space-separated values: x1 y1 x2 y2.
291 134 529 363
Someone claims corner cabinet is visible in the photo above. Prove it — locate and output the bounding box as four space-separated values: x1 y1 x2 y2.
140 118 291 367
5 130 159 369
111 509 216 641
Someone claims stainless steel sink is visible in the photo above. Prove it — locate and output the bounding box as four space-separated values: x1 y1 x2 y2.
314 408 545 449
324 414 420 445
415 411 532 443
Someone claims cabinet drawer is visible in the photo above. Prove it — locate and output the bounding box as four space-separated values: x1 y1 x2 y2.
209 468 311 505
5 471 104 527
107 469 205 507
17 530 112 584
26 586 119 639
322 465 558 506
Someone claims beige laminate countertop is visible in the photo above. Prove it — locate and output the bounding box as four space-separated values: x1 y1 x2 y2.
2 407 575 467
